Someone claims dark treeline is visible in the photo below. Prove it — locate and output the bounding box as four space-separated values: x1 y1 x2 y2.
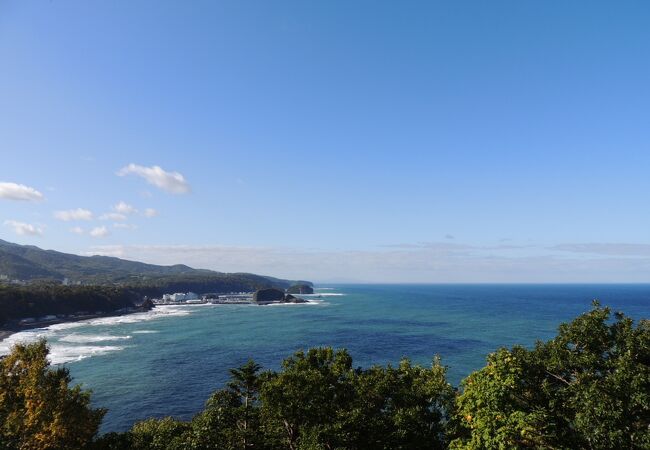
0 303 648 450
0 284 139 326
123 273 288 298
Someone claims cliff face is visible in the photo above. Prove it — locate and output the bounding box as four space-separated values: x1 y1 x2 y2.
286 284 314 295
284 294 306 304
253 288 285 303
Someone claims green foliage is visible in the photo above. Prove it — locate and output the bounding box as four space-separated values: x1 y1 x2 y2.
129 417 191 450
0 284 140 325
352 357 454 450
102 348 453 450
286 285 314 295
259 348 453 450
0 339 105 450
260 348 358 449
450 302 650 449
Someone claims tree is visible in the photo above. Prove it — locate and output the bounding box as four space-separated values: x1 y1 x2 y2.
228 360 263 449
0 339 105 450
184 360 266 450
260 347 454 450
186 390 243 450
129 417 190 450
451 302 650 449
261 347 356 450
350 357 454 450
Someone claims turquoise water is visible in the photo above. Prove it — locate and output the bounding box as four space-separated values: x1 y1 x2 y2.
1 284 649 433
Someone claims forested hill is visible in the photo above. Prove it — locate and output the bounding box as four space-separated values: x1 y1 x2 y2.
0 239 313 325
0 239 306 289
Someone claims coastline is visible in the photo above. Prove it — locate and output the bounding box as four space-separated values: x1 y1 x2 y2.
0 306 153 345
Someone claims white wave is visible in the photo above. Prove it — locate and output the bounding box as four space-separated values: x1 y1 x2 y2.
48 344 126 365
265 300 327 307
302 293 344 297
83 307 191 327
132 330 159 334
0 329 51 355
59 334 132 343
48 321 90 332
0 331 129 364
0 307 191 359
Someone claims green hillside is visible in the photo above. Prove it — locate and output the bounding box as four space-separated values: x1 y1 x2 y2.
0 239 300 288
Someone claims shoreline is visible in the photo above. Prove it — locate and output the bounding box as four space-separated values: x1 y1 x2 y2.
0 307 153 345
0 296 316 344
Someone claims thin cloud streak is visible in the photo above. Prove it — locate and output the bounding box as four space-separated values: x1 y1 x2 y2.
85 242 650 283
552 243 650 257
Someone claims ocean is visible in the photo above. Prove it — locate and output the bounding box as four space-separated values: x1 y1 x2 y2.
1 284 649 433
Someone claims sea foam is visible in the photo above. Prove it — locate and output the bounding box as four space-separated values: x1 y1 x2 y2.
48 345 127 364
0 305 193 362
60 334 132 343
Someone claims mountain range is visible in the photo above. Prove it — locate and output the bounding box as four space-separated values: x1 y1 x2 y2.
0 239 307 290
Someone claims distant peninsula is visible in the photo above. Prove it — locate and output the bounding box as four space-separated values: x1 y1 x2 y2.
0 239 311 332
286 284 314 295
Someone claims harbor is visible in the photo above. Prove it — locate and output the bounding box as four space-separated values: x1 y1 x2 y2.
152 292 255 305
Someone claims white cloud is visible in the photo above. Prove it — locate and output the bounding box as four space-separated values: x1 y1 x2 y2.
113 201 138 215
54 208 94 221
117 164 190 194
70 226 85 235
143 208 159 218
4 220 44 236
0 182 44 202
89 226 109 238
100 212 127 221
113 223 138 230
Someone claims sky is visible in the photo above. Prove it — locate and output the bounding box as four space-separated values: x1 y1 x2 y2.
1 1 649 283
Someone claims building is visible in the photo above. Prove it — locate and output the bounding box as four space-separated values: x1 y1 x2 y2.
171 293 187 302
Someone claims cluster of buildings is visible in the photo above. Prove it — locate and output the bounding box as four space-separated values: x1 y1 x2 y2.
161 292 199 302
0 274 28 286
153 292 254 305
0 275 84 286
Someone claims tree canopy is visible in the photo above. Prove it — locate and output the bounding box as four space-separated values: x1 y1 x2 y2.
0 339 105 450
451 302 650 449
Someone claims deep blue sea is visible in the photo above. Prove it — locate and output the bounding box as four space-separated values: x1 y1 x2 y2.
1 284 649 433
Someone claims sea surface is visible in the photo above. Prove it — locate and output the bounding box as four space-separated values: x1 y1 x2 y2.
1 284 649 433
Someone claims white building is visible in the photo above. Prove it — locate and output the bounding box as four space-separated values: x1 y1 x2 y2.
171 293 187 302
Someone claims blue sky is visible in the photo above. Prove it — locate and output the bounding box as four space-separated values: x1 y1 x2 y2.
1 1 649 282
